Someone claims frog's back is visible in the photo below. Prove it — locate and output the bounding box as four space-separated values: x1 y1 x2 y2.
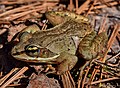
29 19 92 45
28 19 92 54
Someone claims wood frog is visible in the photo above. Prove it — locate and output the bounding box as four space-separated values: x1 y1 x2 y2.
11 11 108 75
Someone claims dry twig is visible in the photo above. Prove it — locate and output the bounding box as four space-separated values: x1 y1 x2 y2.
0 67 28 88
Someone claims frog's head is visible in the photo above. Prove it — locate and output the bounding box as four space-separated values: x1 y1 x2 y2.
11 43 60 63
45 11 89 26
11 31 60 63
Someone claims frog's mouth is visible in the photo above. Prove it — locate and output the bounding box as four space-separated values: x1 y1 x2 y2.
11 48 60 64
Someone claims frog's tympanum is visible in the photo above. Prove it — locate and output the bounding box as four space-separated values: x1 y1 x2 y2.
11 11 108 75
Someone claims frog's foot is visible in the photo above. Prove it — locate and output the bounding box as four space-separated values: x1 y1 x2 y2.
94 60 120 77
56 52 78 75
44 65 56 75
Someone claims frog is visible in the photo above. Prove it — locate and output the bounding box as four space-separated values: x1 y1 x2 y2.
45 11 108 60
11 11 108 75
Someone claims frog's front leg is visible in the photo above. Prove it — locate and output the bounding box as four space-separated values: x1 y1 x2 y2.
55 52 78 75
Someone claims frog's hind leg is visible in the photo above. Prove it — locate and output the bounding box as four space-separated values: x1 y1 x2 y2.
55 52 78 75
11 24 40 42
77 31 108 87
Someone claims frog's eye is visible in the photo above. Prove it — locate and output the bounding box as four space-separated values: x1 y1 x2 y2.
25 45 51 58
25 45 40 57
